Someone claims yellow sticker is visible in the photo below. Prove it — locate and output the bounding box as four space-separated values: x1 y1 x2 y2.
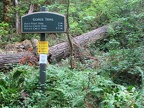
38 41 48 54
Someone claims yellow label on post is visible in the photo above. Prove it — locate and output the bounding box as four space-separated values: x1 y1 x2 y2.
38 41 48 54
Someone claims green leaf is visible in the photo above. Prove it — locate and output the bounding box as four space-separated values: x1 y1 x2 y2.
90 86 103 92
0 85 6 92
18 77 25 85
13 70 23 79
0 79 6 87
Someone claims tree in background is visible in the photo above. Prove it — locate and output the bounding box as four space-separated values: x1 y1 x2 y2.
3 0 11 23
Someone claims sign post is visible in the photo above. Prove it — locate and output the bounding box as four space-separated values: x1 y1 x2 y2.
39 6 46 92
21 6 66 92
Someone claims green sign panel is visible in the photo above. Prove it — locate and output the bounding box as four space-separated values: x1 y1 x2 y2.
21 12 66 33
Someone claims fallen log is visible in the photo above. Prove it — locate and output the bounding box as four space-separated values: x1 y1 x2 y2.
0 24 109 69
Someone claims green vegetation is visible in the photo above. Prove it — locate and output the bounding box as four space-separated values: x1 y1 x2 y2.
0 65 143 107
0 0 144 108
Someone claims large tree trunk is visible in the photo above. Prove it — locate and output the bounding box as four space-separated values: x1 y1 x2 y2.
0 25 109 69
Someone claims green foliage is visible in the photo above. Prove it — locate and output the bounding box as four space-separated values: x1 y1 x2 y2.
98 47 144 86
0 2 4 22
0 0 143 107
47 0 125 36
91 0 144 86
0 22 9 36
0 65 143 108
0 22 9 45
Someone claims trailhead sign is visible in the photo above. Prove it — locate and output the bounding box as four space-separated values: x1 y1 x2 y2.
21 8 66 92
21 12 66 33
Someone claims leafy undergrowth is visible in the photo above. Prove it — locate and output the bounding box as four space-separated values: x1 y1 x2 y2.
0 1 143 107
0 64 143 108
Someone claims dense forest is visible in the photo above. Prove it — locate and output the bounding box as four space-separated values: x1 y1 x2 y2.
0 0 144 108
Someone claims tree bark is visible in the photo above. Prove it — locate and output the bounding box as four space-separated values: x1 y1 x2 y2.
3 0 11 23
28 4 34 14
15 0 19 34
0 25 109 69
